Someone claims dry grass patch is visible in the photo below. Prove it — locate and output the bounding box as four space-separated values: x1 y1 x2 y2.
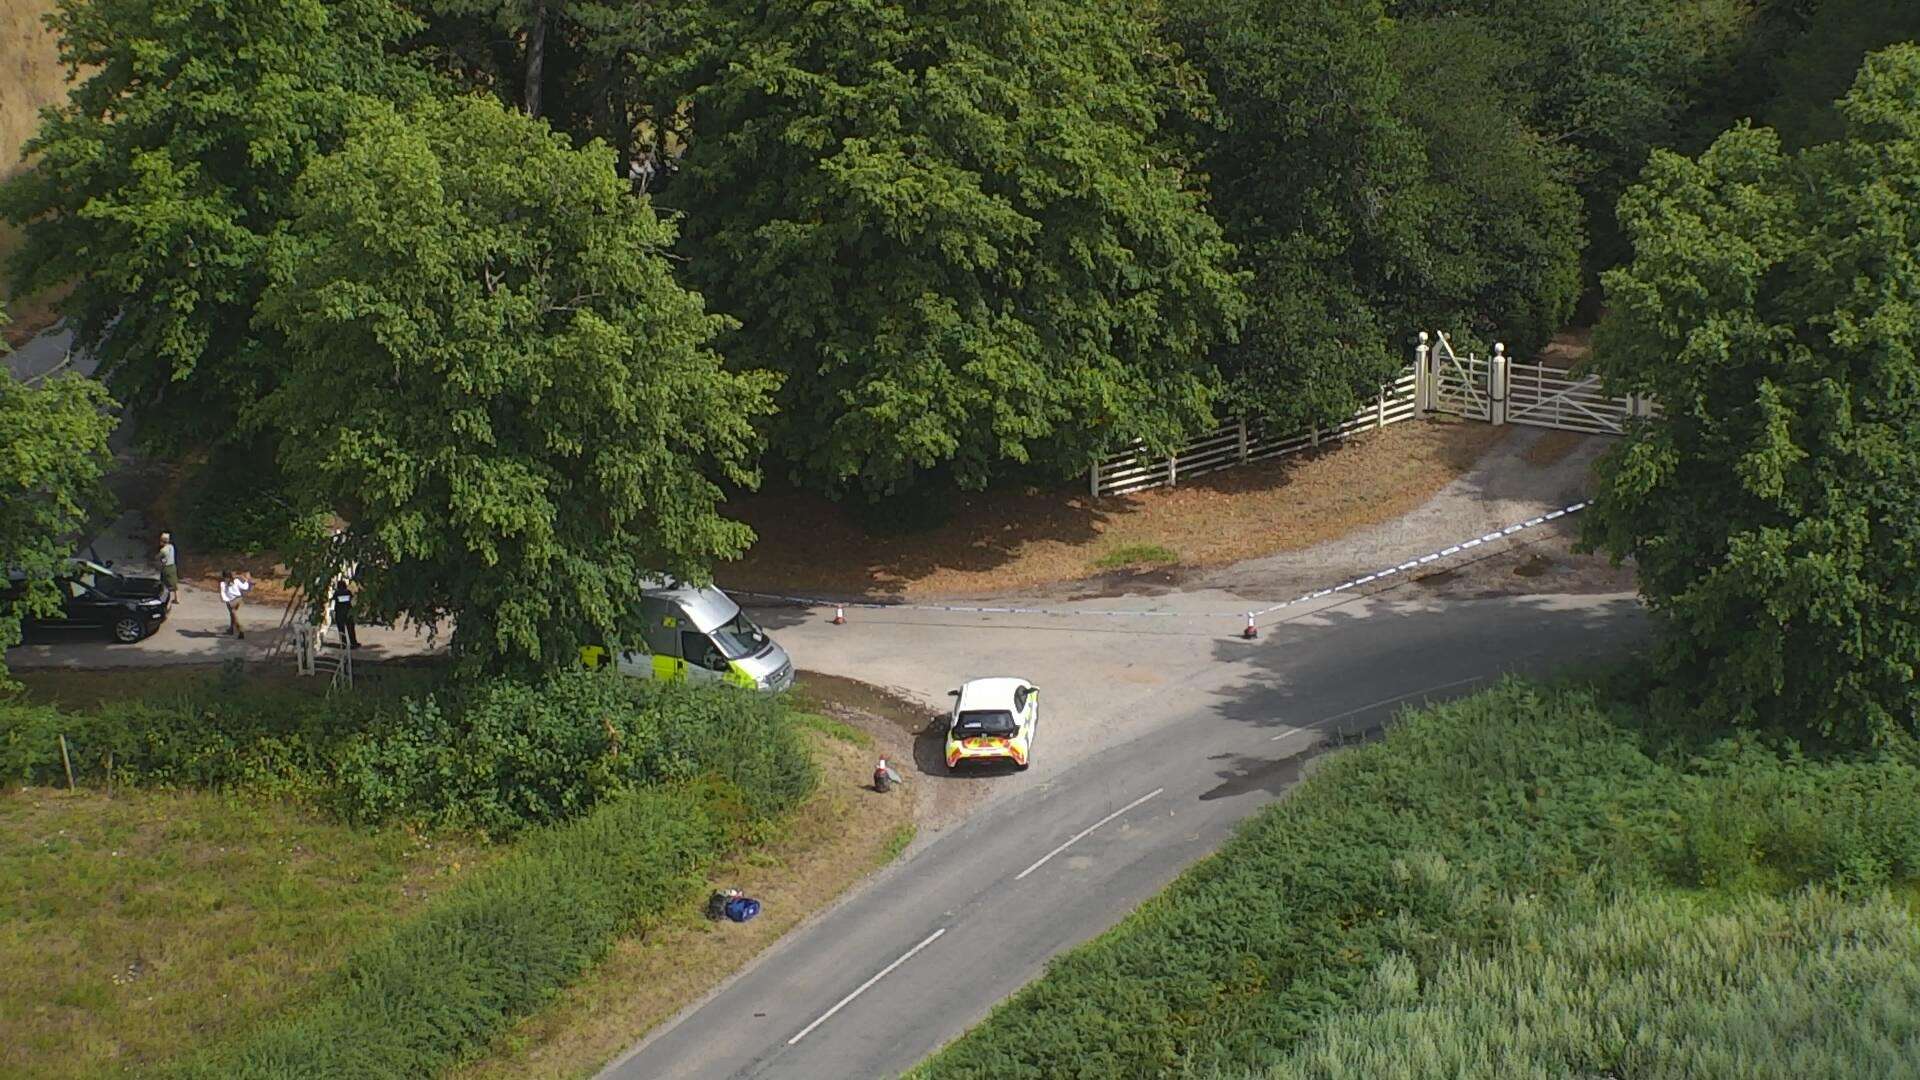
0 788 488 1079
453 723 915 1080
1522 429 1589 468
724 418 1508 599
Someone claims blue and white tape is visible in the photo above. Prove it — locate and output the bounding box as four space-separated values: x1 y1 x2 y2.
1243 501 1588 621
725 500 1589 631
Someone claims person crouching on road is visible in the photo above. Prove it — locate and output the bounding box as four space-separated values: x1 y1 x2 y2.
332 574 359 649
219 570 253 638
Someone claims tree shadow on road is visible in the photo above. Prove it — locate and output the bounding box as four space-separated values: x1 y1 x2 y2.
1190 591 1649 802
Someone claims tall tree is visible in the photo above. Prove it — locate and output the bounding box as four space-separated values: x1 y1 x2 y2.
0 324 117 684
1168 0 1580 427
1584 45 1920 746
1166 0 1423 429
1386 0 1754 276
259 96 776 674
0 0 426 450
412 0 703 184
1386 15 1584 352
659 0 1246 496
1756 0 1920 149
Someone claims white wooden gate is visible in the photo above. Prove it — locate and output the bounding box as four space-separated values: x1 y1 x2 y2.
1083 329 1662 498
1428 332 1490 421
1504 360 1637 435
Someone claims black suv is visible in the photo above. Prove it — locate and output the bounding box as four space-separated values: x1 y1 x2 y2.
4 559 172 644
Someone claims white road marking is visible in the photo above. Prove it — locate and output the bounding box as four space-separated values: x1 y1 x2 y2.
1272 673 1495 739
1014 788 1165 882
787 928 947 1045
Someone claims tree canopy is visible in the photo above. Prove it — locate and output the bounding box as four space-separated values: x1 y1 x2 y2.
0 0 426 450
656 0 1247 495
1160 0 1583 429
259 95 775 674
0 337 116 684
1584 44 1920 746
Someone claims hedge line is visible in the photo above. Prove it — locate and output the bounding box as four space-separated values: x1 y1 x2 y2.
914 677 1920 1078
171 781 734 1079
0 670 816 836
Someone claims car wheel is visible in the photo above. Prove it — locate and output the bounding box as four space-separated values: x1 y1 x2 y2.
111 616 147 644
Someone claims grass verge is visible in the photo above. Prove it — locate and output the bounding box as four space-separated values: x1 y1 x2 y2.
0 788 488 1078
1092 542 1179 570
912 677 1920 1078
170 785 733 1078
451 722 915 1079
4 668 919 1078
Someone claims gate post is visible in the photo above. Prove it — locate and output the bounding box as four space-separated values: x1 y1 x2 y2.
1414 331 1431 415
1490 343 1509 426
1237 418 1249 463
1090 455 1101 497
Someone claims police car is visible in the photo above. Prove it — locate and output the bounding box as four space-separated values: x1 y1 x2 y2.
944 677 1039 771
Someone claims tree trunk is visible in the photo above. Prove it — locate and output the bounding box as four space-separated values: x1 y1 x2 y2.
524 0 548 118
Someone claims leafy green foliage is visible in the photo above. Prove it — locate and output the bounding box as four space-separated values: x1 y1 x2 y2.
177 440 310 555
1168 0 1581 430
170 784 732 1079
1167 0 1421 427
913 678 1920 1077
0 363 116 684
259 95 776 674
412 0 704 177
1584 45 1920 745
1266 889 1920 1080
0 671 816 837
1385 15 1585 352
661 0 1247 495
1756 0 1920 150
328 674 815 835
1385 0 1756 274
0 0 426 449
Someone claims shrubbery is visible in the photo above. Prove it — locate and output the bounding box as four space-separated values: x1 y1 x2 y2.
0 669 816 836
326 674 814 834
914 678 1920 1078
171 783 734 1078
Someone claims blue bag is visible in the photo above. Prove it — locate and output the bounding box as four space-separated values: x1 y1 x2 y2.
723 896 761 923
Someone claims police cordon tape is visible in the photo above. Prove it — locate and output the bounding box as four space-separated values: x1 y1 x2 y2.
726 501 1590 637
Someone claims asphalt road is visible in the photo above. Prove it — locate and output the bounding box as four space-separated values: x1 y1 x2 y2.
602 590 1644 1079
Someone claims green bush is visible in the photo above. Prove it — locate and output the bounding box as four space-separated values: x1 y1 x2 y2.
172 783 733 1078
1 670 816 837
326 673 816 835
914 678 1920 1079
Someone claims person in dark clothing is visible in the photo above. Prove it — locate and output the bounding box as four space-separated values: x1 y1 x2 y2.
332 575 359 649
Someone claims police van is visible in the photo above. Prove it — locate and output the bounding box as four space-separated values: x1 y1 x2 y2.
580 580 795 693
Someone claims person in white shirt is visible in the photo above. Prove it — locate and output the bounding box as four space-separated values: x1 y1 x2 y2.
218 570 253 638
